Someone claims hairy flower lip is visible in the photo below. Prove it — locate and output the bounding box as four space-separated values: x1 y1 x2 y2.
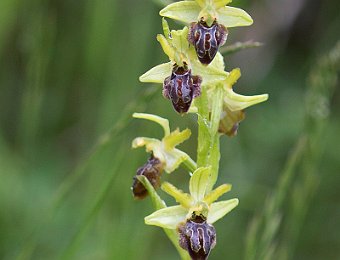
178 216 216 260
188 19 228 65
132 156 164 199
163 64 202 114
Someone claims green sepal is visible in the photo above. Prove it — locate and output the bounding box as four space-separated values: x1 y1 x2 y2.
189 167 211 202
224 91 269 112
217 6 253 27
160 1 201 24
139 62 172 83
133 113 170 136
213 0 232 9
145 205 187 229
223 69 269 111
207 198 239 224
189 51 229 85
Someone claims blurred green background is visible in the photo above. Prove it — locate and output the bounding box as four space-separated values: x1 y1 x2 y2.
0 0 339 259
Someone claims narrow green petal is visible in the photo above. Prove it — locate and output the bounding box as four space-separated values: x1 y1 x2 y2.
225 68 241 88
157 34 176 61
224 90 269 111
133 113 171 136
160 1 201 24
137 175 166 209
217 6 253 27
189 167 211 202
162 182 192 208
131 137 159 149
213 0 232 9
145 205 187 229
171 26 190 55
203 184 232 205
207 199 239 224
131 137 165 164
163 128 191 150
162 18 171 40
139 62 172 83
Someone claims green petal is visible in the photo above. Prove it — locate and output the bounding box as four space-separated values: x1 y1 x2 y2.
132 137 159 149
162 18 171 40
213 0 232 9
160 1 201 24
133 113 170 136
224 90 269 111
217 6 253 27
171 26 190 55
189 167 211 202
137 175 167 209
145 205 188 229
203 184 232 205
162 182 192 208
225 68 241 87
163 128 191 150
139 62 172 83
157 34 176 61
207 199 239 224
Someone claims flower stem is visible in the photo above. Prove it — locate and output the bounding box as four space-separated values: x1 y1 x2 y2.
196 84 224 192
183 156 198 173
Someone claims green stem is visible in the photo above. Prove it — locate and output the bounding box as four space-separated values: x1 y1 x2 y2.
196 84 224 192
182 156 197 173
196 86 211 167
206 85 224 192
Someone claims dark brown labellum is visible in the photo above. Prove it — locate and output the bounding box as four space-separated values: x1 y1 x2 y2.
178 216 216 260
188 20 228 65
163 64 202 114
131 156 163 199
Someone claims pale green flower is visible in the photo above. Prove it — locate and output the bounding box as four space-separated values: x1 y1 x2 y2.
145 167 238 229
132 113 196 173
160 0 253 27
139 19 228 86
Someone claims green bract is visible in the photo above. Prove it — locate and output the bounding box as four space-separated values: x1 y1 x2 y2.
145 167 238 229
160 0 253 27
132 113 196 173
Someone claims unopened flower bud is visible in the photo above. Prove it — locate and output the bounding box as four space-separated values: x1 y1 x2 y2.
188 20 228 65
178 215 216 260
132 156 164 199
163 64 202 114
219 108 245 137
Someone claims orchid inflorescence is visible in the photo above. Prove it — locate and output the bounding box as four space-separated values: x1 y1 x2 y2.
131 1 268 259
